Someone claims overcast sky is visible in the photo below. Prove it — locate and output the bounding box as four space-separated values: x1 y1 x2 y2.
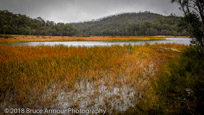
0 0 182 23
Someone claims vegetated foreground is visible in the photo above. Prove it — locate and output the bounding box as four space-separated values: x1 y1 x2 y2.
0 43 187 113
0 35 167 43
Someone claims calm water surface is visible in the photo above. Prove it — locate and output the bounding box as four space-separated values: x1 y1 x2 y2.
12 38 191 47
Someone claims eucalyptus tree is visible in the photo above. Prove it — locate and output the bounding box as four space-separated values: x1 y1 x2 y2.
172 0 204 53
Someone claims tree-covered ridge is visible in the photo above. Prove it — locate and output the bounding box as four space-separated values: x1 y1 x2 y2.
0 10 77 36
0 10 188 36
72 11 188 36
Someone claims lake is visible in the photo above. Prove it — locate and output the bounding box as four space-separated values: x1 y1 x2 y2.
12 38 191 47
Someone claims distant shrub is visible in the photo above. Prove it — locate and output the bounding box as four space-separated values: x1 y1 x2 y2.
0 34 13 38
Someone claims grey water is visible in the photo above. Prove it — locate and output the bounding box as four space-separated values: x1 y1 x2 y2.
11 38 192 47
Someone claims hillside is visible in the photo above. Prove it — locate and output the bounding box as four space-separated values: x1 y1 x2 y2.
0 10 77 36
0 10 188 36
71 12 188 36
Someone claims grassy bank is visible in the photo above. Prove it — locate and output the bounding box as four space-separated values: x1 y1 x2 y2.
0 43 187 113
0 35 166 44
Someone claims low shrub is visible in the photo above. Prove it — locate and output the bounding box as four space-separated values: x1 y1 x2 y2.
153 47 204 114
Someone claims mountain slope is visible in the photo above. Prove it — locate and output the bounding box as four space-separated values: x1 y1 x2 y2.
0 10 188 36
71 12 187 36
0 10 77 36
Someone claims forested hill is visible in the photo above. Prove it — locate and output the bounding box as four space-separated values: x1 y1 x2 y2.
0 10 77 36
71 11 188 36
0 10 188 36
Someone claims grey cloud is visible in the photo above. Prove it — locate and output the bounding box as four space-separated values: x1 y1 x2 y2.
0 0 183 23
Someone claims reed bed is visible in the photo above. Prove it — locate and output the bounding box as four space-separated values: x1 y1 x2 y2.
0 35 164 44
0 43 187 113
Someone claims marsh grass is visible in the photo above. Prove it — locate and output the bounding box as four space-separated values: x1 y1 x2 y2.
0 35 165 44
0 43 187 113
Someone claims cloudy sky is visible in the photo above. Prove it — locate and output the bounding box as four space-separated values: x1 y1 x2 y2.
0 0 182 23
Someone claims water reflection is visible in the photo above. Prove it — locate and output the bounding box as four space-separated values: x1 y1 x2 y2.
12 38 191 47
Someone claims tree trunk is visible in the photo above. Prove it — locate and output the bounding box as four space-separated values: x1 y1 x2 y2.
195 0 204 31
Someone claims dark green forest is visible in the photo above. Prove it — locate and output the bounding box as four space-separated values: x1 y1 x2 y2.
72 11 188 36
0 10 77 36
0 10 188 36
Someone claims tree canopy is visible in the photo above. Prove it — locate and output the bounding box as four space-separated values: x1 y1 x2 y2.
0 10 77 36
72 12 188 36
171 0 204 53
0 10 189 37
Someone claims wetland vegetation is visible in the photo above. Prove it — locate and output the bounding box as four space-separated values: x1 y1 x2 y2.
0 0 204 114
0 43 188 113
